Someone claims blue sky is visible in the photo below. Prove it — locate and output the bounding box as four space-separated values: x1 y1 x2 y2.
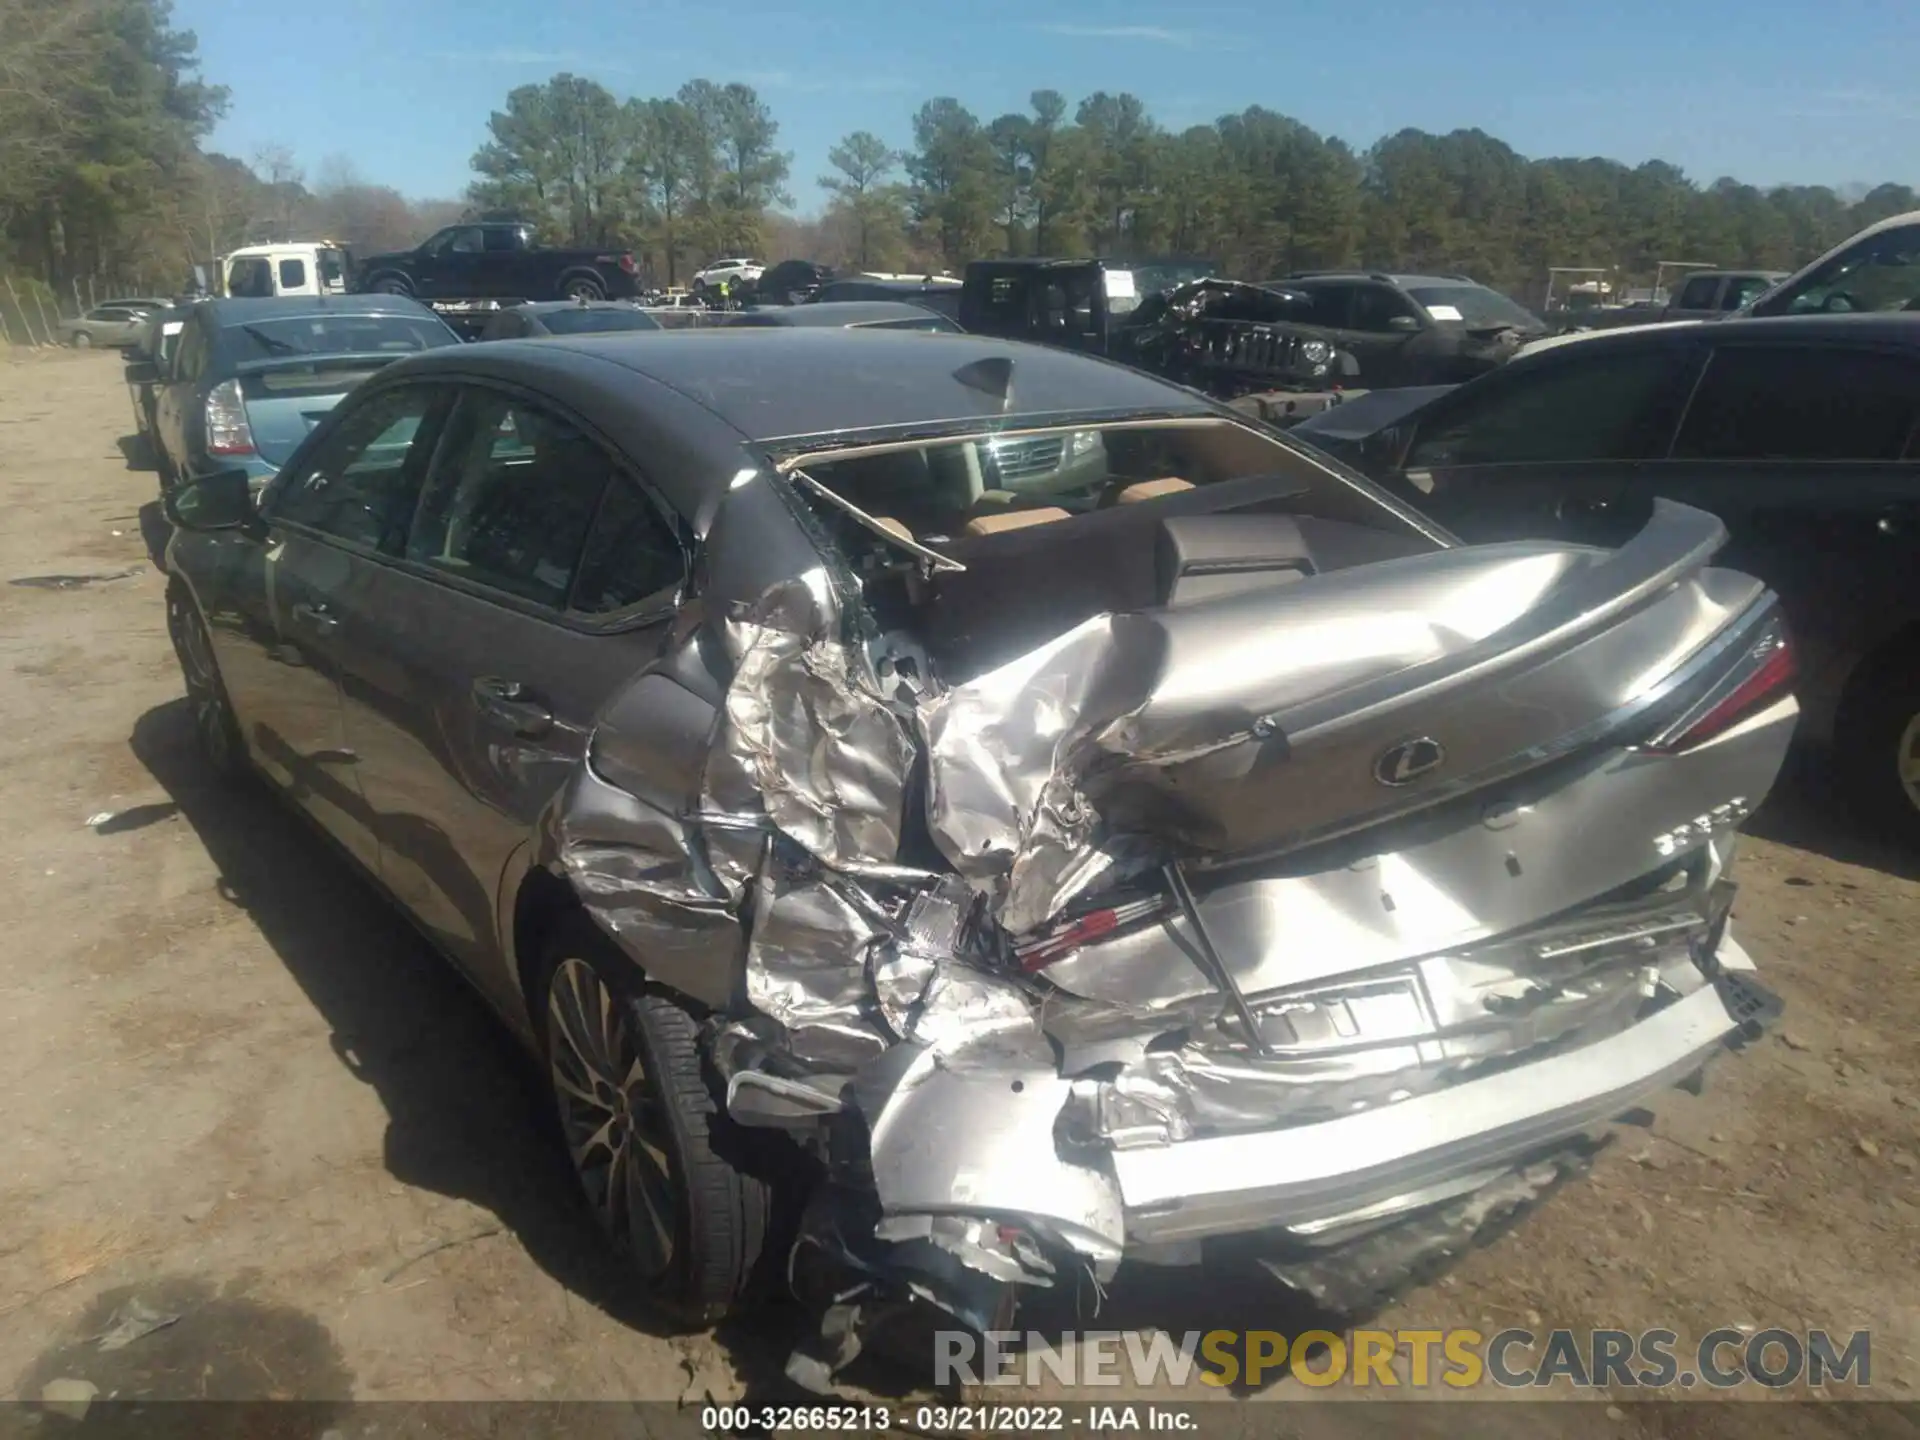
182 0 1920 211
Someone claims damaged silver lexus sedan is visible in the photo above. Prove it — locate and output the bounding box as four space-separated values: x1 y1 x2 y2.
160 327 1796 1378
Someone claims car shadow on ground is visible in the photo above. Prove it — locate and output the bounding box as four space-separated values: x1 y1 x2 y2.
127 697 793 1371
118 431 157 472
1746 747 1920 883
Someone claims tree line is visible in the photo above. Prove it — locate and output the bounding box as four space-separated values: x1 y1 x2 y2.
4 10 1917 307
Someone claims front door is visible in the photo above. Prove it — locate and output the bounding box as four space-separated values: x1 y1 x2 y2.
334 385 690 997
245 382 458 871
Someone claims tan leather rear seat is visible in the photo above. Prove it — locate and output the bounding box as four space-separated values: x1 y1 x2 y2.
962 507 1072 537
871 516 914 542
1115 477 1194 504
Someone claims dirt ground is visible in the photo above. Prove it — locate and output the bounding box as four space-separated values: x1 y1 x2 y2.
1 349 1915 1433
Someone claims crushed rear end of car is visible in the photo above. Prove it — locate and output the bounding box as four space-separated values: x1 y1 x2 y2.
554 475 1794 1384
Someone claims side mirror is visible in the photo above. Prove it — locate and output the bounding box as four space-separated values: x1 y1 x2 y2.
165 468 255 531
124 359 158 384
1388 314 1421 332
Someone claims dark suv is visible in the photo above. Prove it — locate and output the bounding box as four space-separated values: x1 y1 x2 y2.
1279 272 1548 388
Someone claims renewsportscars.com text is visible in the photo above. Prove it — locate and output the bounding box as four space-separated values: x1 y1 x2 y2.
935 1328 1872 1391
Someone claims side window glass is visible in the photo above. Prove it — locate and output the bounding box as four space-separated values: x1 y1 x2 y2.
483 227 518 254
1677 276 1718 309
1674 346 1920 462
1350 286 1414 333
448 228 484 255
406 393 613 609
273 385 447 550
1408 349 1686 467
1301 285 1353 329
571 479 685 614
278 258 307 290
174 321 208 381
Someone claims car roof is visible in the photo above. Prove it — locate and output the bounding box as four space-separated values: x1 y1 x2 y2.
741 302 947 327
1515 311 1920 364
516 300 653 314
197 294 436 323
1290 272 1486 289
384 328 1212 444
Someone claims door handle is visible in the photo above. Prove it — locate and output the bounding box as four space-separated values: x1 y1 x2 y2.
290 601 338 633
472 677 553 738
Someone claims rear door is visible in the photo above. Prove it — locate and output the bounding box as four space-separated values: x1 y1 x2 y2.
232 382 457 873
1666 272 1725 322
418 226 487 300
154 311 212 476
1621 340 1920 692
335 383 690 996
1387 338 1704 544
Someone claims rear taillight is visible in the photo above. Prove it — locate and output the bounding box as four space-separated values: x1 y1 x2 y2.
1644 628 1796 754
204 379 255 456
619 253 638 274
1014 896 1169 973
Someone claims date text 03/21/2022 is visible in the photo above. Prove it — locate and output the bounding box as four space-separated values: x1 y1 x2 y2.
698 1404 1194 1432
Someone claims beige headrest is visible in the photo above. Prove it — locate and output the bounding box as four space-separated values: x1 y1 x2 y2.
962 507 1072 537
1115 477 1194 504
870 516 913 542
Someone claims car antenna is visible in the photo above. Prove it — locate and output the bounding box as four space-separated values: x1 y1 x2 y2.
952 356 1015 413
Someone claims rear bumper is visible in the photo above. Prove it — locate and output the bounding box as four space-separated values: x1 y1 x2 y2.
1111 936 1763 1246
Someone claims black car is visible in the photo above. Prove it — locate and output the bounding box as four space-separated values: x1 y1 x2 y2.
753 260 835 306
1279 272 1547 388
474 301 664 341
808 276 962 320
1289 312 1920 839
722 301 961 332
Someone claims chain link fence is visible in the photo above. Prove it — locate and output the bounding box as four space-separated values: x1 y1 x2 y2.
1 273 166 348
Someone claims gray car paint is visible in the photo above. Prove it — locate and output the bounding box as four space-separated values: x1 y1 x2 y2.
165 328 1794 1362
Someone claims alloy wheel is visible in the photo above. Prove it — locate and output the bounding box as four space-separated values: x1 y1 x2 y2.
545 957 677 1280
1899 710 1920 815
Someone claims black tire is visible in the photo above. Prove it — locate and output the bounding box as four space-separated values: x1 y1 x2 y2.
560 273 605 301
1835 654 1920 846
534 913 768 1326
166 585 247 781
367 273 413 296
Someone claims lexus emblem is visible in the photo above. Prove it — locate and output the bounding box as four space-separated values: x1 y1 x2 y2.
1374 736 1446 786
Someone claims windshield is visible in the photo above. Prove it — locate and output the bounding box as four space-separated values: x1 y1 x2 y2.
1754 224 1920 316
227 313 457 360
1127 260 1222 297
537 308 662 335
1408 285 1543 331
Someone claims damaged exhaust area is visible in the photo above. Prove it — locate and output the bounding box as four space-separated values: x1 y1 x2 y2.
554 459 1796 1387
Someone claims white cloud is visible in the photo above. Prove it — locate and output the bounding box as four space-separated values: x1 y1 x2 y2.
1032 22 1202 46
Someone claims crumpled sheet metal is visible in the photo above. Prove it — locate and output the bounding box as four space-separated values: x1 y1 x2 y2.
707 578 916 879
549 762 746 1009
918 543 1590 933
852 1041 1127 1269
745 868 894 1069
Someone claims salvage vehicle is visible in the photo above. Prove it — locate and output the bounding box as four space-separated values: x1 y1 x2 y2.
124 305 187 439
1279 272 1547 387
473 299 664 340
354 222 642 303
721 300 961 332
139 294 460 497
753 260 836 306
160 327 1793 1377
809 275 964 321
692 257 765 295
60 304 157 349
960 258 1348 401
1289 312 1918 840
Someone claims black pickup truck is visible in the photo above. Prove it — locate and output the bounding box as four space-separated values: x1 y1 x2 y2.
352 222 642 303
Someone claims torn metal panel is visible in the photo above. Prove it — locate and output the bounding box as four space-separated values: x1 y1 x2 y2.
852 1042 1127 1269
546 762 744 1011
745 865 894 1069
